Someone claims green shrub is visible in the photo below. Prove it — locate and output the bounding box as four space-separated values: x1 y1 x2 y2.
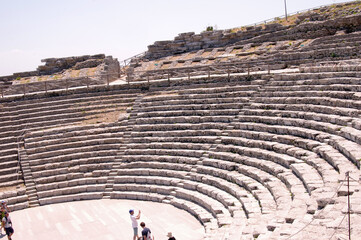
206 26 213 31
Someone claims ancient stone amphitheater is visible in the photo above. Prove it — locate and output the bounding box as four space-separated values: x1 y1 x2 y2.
1 1 361 240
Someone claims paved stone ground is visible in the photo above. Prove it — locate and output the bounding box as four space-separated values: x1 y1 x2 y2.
8 199 204 240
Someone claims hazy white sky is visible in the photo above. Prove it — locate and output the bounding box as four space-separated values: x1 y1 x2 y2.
0 0 350 76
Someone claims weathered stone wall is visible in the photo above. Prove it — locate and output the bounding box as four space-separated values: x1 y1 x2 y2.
144 24 285 60
0 55 121 96
38 54 105 75
144 13 361 61
1 54 107 84
98 56 121 81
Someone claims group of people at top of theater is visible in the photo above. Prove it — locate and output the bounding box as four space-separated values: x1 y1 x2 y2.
130 209 176 240
0 200 14 240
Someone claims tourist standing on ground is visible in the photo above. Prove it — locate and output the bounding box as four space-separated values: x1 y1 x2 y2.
129 209 141 240
2 212 13 240
140 222 154 240
167 232 176 240
0 206 6 235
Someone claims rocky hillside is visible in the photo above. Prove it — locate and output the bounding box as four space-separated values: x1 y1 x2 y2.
142 1 361 61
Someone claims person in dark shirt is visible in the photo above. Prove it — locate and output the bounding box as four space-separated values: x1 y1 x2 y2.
140 222 154 240
167 232 176 240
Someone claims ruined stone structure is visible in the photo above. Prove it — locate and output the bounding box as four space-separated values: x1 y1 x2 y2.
144 3 361 61
0 54 120 96
0 1 361 240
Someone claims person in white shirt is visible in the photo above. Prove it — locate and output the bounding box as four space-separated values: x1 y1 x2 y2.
2 212 13 240
129 209 141 240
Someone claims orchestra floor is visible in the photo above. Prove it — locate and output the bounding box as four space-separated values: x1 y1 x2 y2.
9 199 205 240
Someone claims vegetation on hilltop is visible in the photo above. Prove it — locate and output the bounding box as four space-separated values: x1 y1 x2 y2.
231 0 361 31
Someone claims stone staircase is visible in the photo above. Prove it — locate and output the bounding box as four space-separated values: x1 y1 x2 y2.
18 142 39 207
103 94 144 199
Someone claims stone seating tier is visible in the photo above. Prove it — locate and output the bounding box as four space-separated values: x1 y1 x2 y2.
0 92 137 119
309 32 361 46
248 102 359 118
24 122 123 141
39 192 103 205
110 191 220 237
27 145 120 162
242 108 361 144
30 156 115 173
271 72 360 81
35 176 108 192
233 122 359 175
1 63 360 239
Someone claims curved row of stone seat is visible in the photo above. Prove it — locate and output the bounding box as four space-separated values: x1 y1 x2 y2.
248 102 359 122
2 67 357 239
0 139 22 188
223 130 337 179
233 122 359 176
125 137 314 197
126 117 324 198
121 87 313 238
300 64 361 73
243 107 361 143
111 169 250 239
120 153 266 214
259 89 358 101
300 38 361 54
197 157 312 239
132 122 230 133
217 138 323 190
0 95 133 122
0 90 137 134
252 70 361 160
141 88 258 103
25 123 125 147
25 124 122 167
0 86 138 190
39 192 103 205
141 83 260 100
22 122 128 204
34 171 108 205
0 99 135 134
140 96 250 108
110 191 217 239
308 31 361 47
0 96 130 136
0 111 101 138
115 173 235 218
253 96 360 111
127 127 338 201
245 110 361 167
271 71 360 81
121 140 309 238
0 90 139 115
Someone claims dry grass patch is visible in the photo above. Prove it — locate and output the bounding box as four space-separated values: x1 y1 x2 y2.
0 184 25 193
81 108 127 125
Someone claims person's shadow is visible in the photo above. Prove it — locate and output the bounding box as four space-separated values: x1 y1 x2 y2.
0 232 6 239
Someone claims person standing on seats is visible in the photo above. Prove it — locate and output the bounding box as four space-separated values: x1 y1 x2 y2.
129 209 141 240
